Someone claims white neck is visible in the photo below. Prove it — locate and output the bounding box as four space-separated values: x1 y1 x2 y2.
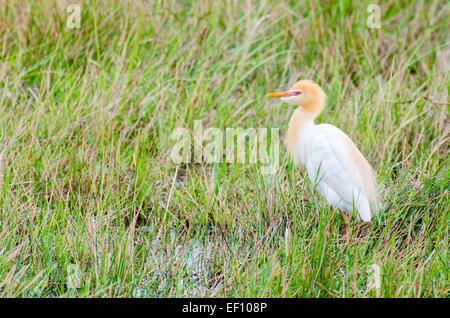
286 108 316 157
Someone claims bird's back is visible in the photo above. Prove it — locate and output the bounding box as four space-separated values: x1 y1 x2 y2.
297 123 380 220
322 124 380 210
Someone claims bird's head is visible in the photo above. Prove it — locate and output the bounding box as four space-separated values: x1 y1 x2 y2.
266 79 326 116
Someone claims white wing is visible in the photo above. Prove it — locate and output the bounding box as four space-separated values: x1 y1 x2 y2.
303 124 371 221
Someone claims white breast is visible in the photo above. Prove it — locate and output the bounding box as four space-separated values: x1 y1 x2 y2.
293 124 372 221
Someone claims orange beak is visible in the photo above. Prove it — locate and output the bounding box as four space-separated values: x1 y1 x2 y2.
266 91 298 98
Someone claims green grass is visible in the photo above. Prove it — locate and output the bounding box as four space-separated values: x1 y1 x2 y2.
0 0 448 297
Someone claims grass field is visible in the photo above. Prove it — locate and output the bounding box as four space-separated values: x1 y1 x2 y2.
0 0 448 297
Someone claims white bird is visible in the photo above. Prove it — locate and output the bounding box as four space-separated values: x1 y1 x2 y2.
267 80 380 229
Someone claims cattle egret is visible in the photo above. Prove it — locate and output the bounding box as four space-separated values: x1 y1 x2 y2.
267 80 380 233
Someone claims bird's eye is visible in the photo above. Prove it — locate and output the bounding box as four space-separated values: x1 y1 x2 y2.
294 90 302 95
